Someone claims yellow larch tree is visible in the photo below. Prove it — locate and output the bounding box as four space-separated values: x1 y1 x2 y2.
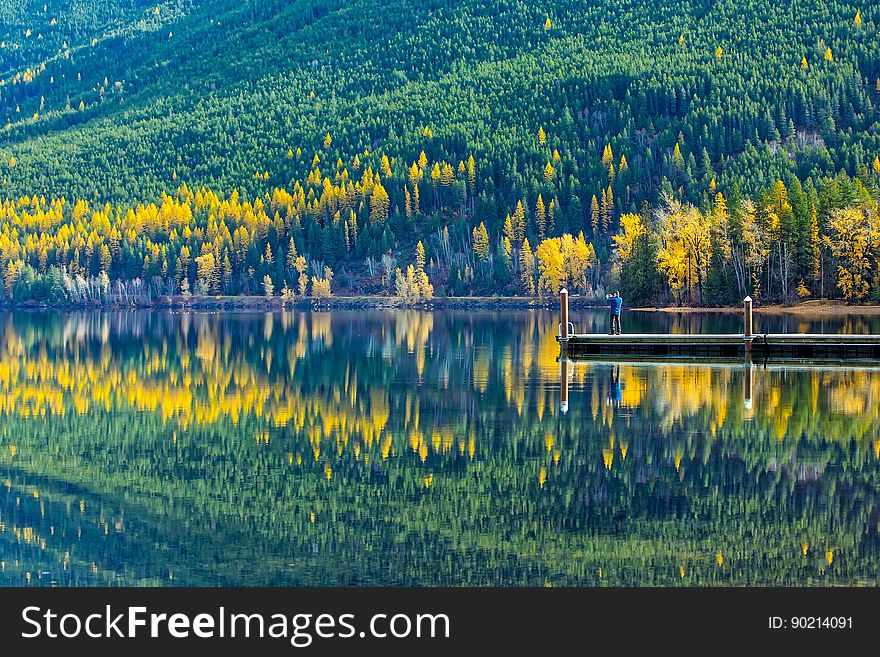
520 238 536 295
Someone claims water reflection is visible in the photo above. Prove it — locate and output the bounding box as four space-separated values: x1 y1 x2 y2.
0 310 878 586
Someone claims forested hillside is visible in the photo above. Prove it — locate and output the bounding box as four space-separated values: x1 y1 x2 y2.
0 1 879 303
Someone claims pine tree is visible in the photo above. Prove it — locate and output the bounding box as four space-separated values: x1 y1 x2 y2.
536 194 546 240
505 202 522 242
673 143 684 169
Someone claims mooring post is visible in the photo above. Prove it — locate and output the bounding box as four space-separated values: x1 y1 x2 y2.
743 296 753 355
559 287 570 342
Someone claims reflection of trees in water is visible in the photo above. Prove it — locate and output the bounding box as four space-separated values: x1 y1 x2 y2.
0 310 878 586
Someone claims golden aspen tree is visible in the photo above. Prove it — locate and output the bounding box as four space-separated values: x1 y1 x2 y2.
538 126 546 145
322 133 332 149
381 155 392 178
825 47 833 62
823 207 876 301
854 10 862 27
801 56 808 70
873 156 880 174
543 161 555 182
535 238 565 296
612 214 647 262
715 45 723 59
544 17 552 31
404 186 412 218
418 150 428 169
264 242 274 265
413 183 420 215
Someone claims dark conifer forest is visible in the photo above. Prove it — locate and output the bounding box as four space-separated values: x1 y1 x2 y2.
1 1 879 304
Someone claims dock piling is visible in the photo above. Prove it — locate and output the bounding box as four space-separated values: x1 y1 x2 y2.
559 288 570 341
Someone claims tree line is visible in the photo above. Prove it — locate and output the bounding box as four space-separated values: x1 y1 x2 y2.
1 152 878 304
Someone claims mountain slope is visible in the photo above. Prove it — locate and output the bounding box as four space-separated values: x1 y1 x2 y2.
0 1 878 304
1 0 877 203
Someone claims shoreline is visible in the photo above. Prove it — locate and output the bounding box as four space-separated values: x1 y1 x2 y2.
3 296 880 315
630 300 880 316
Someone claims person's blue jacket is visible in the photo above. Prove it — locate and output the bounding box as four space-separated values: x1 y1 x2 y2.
609 296 623 315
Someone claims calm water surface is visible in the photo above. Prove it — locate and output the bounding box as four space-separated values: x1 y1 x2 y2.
1 309 878 586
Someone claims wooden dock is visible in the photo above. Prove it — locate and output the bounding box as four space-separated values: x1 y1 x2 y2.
558 332 880 360
556 289 880 361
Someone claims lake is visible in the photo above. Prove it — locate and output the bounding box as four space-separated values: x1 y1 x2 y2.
1 308 878 586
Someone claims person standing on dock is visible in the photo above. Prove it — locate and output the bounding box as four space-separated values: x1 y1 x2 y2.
607 291 623 335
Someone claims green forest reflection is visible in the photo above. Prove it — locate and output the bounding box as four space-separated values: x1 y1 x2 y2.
0 310 878 586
